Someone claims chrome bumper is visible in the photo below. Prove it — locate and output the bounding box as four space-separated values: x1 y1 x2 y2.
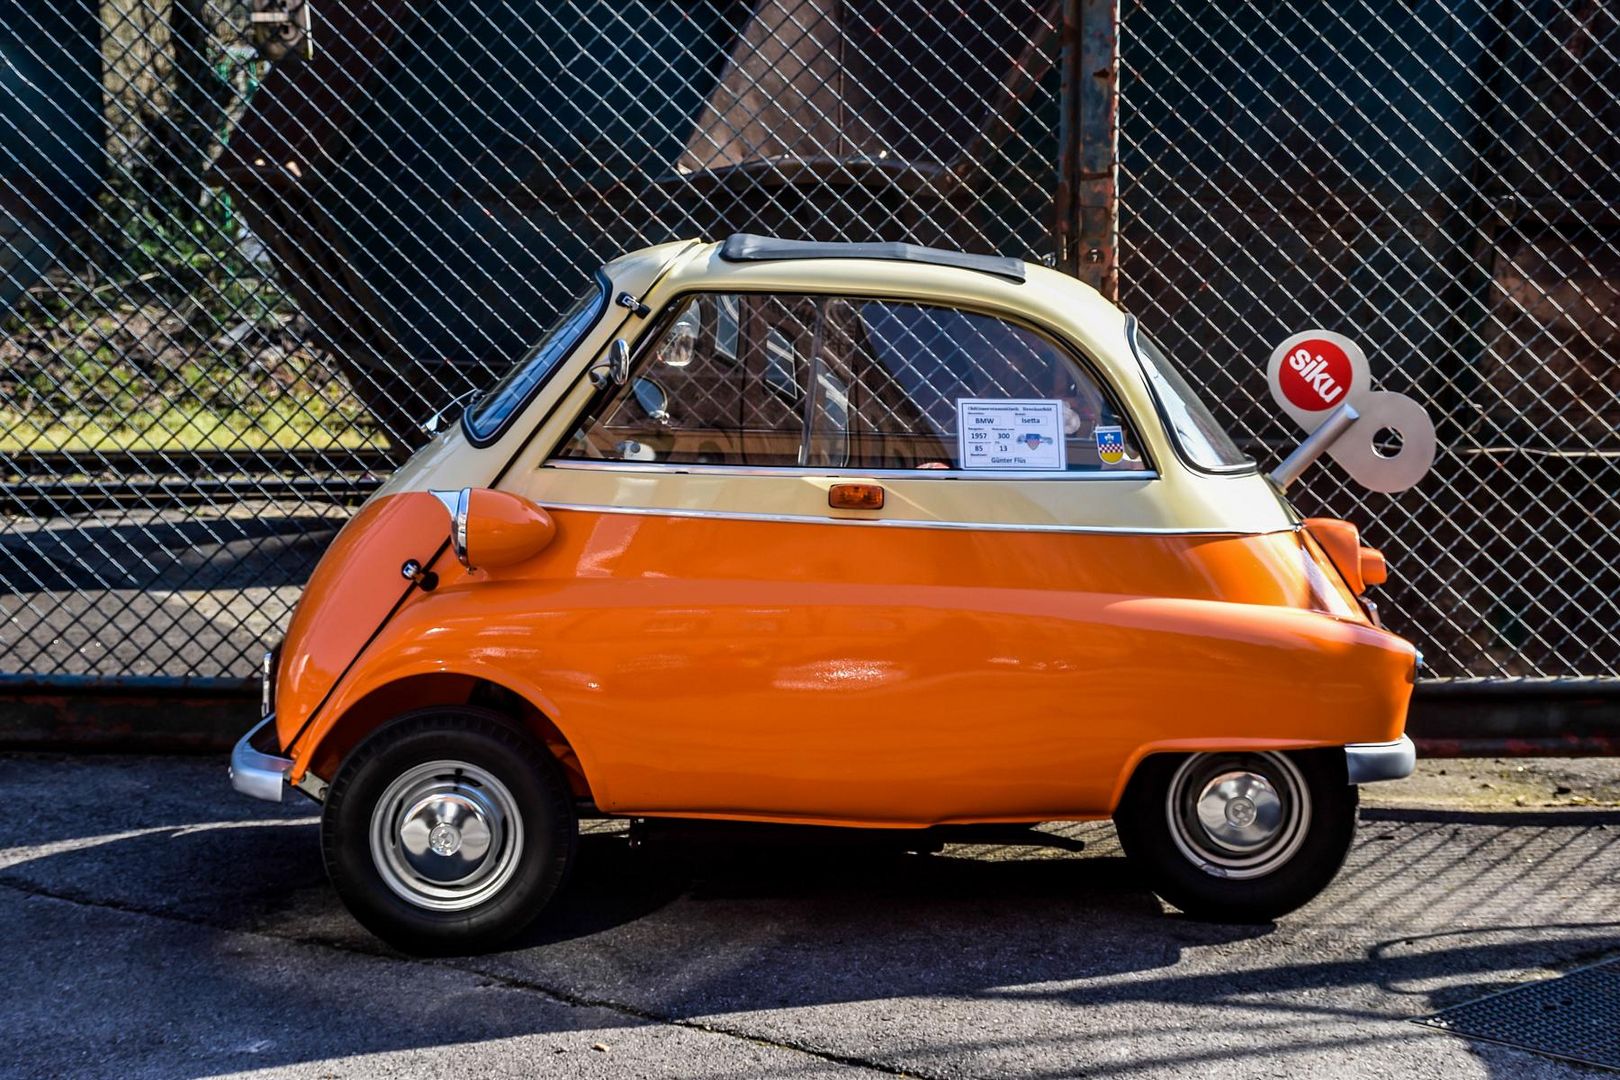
229 716 293 803
1345 735 1416 784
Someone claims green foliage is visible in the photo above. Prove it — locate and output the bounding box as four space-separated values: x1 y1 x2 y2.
0 23 380 456
1 205 381 454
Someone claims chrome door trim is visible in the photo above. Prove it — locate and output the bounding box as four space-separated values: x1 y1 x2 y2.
543 460 1159 483
537 499 1254 536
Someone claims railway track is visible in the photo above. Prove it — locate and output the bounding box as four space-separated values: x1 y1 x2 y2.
1 448 395 515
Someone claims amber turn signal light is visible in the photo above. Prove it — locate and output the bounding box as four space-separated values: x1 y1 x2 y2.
828 483 885 510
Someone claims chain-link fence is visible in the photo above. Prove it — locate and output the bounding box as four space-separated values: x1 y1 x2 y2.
1120 0 1618 680
0 0 1614 686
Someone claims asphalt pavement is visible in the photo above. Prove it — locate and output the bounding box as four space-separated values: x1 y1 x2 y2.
2 753 1618 1079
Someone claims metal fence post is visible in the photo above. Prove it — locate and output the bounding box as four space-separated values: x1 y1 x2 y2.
1056 0 1118 299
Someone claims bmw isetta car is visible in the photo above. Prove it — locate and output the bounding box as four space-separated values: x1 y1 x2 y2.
230 234 1417 952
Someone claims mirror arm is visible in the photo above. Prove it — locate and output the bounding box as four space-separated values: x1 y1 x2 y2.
1269 402 1359 491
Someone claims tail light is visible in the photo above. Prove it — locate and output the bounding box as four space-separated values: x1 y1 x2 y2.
1303 517 1386 596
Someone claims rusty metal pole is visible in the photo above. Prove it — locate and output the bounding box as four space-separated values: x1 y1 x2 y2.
1056 0 1119 300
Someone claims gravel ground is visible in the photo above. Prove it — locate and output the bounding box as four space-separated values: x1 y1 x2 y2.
1363 757 1620 810
1 753 1617 1080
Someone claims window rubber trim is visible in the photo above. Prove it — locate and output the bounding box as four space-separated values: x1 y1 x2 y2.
461 270 613 449
1126 314 1257 477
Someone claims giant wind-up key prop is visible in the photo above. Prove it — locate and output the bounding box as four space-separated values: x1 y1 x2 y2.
1265 330 1436 494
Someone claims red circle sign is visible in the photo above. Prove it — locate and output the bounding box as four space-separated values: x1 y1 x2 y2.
1278 338 1353 411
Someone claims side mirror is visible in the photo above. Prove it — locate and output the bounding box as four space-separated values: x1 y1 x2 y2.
589 339 631 389
632 376 670 426
429 488 556 572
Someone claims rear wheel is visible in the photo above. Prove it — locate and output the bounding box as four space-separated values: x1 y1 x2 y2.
1113 749 1356 922
321 707 576 953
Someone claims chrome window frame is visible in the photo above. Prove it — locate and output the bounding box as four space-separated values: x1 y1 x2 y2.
537 499 1229 535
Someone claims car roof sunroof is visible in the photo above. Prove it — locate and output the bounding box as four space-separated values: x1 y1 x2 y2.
719 233 1026 284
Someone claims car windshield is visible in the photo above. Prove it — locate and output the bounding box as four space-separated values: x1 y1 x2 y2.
464 280 607 443
1128 320 1252 472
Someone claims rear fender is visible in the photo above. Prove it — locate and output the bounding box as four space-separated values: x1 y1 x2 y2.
1098 595 1415 813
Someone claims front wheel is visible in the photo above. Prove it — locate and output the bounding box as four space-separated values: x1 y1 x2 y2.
1113 748 1356 922
321 707 577 953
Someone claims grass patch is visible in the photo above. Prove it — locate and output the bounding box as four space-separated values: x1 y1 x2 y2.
4 279 386 457
1 398 386 454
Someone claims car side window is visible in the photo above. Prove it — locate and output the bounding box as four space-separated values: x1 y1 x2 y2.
556 292 1143 473
822 299 1146 472
556 293 811 466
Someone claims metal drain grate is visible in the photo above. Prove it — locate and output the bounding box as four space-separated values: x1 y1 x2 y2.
1414 957 1620 1071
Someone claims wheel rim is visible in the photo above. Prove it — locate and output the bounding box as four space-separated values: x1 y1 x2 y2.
1165 753 1310 880
369 760 524 911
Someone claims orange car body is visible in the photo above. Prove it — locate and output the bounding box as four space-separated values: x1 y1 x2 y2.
250 238 1418 827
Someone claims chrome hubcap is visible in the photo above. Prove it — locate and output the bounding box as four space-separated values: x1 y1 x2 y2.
1167 753 1310 880
1194 772 1284 851
370 761 523 911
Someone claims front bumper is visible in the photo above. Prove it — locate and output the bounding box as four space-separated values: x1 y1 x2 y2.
1345 735 1416 784
229 716 293 803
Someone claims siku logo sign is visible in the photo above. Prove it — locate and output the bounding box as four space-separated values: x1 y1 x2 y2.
1264 328 1438 494
1266 328 1372 431
1279 339 1352 411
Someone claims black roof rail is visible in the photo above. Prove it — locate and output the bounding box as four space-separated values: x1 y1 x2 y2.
718 233 1026 284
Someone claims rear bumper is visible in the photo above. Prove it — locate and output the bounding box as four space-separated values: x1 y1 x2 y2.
1345 735 1416 784
229 716 292 803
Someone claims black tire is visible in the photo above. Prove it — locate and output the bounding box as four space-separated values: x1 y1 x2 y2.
1113 748 1357 922
321 706 577 954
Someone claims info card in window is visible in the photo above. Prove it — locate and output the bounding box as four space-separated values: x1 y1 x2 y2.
957 399 1066 471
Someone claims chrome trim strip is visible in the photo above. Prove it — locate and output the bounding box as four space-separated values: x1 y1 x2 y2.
545 460 1158 483
538 499 1255 536
452 487 471 567
1344 735 1416 784
259 648 276 718
229 716 292 803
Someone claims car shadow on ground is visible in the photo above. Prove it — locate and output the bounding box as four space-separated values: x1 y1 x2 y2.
4 787 1619 1078
516 824 1259 990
